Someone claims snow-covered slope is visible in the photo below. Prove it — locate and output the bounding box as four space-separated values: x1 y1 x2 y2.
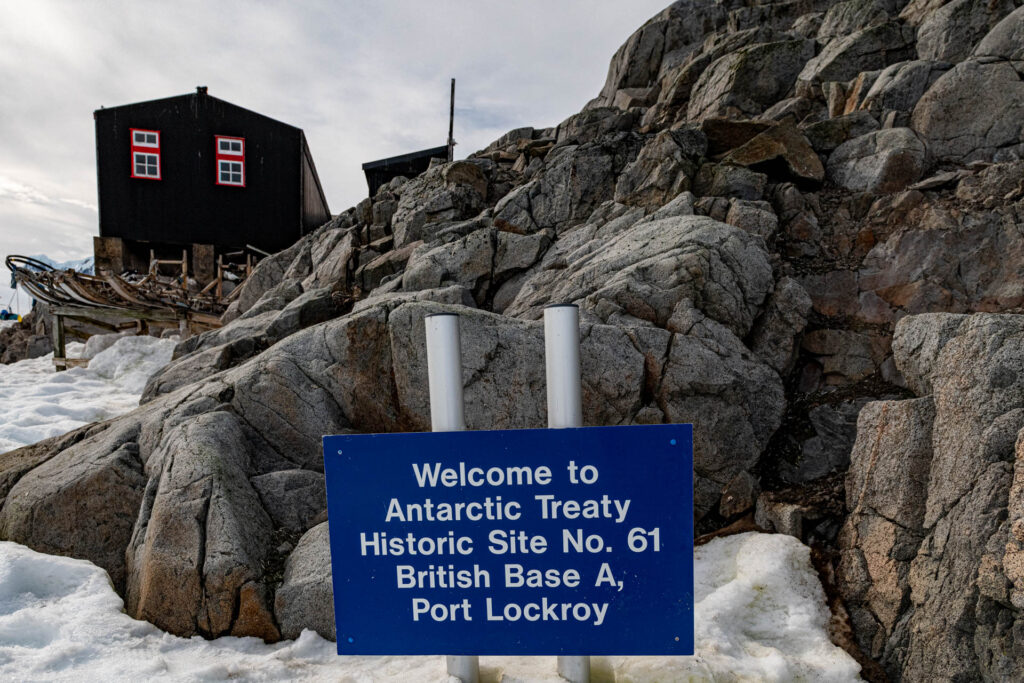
0 335 175 453
0 533 860 681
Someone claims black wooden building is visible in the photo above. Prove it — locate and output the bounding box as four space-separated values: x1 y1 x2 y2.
94 87 330 277
362 145 448 197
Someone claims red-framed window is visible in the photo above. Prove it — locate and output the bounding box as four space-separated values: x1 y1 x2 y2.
130 128 161 180
215 135 245 187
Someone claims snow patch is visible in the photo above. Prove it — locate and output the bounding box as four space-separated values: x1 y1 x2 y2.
0 533 860 681
0 335 174 452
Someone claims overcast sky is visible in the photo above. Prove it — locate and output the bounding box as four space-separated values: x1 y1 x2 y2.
0 0 669 313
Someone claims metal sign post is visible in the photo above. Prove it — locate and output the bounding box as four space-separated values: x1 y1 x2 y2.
544 304 590 683
424 312 478 683
324 309 695 676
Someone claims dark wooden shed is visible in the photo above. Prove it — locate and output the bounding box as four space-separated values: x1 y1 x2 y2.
94 87 330 276
362 145 449 197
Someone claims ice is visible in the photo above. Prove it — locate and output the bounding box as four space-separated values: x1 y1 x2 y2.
0 335 175 453
0 533 861 681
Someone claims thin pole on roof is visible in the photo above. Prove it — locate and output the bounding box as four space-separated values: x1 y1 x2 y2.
448 78 456 163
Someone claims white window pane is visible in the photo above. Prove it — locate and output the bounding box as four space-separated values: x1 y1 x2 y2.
136 164 146 174
231 173 241 183
147 134 157 145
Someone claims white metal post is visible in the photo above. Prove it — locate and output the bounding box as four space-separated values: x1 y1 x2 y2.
424 313 478 683
544 304 590 683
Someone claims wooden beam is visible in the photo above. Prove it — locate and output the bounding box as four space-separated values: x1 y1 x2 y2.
52 314 66 372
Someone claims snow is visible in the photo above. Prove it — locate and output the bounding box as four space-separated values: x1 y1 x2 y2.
0 335 175 453
0 533 860 681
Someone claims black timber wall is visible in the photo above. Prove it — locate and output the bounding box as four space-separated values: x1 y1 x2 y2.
95 91 330 254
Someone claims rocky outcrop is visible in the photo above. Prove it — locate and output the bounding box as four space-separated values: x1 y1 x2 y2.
838 313 1024 681
826 128 927 193
687 40 816 121
275 522 334 640
914 0 1018 63
912 59 1024 163
0 310 50 364
4 3 1024 678
798 22 916 88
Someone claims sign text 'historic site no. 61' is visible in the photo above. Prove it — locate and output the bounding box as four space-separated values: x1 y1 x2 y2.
323 423 694 656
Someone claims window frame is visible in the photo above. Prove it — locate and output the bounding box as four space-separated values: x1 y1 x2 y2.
130 128 161 180
215 135 245 187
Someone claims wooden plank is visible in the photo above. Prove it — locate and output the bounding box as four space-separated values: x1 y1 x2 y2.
50 305 179 323
102 272 153 307
53 357 90 369
53 315 66 372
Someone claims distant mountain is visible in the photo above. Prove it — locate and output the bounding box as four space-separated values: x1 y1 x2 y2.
28 254 95 275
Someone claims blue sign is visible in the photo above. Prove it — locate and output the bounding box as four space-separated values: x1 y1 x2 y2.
323 424 693 656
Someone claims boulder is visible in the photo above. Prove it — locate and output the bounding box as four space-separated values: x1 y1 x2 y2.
837 397 934 661
798 22 916 88
915 0 1018 63
720 123 825 184
693 164 768 200
749 277 813 375
699 118 773 155
591 1 727 107
724 199 779 239
355 240 420 291
124 410 278 640
687 40 816 121
0 420 146 592
816 0 891 41
973 5 1024 60
275 522 335 641
494 135 643 235
505 215 774 339
612 128 704 207
802 111 880 153
402 228 496 304
554 107 641 146
858 60 950 118
391 163 488 247
826 128 927 193
912 59 1024 162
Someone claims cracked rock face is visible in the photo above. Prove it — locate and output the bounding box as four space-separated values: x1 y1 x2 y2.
912 55 1024 163
826 128 927 193
687 39 816 121
0 293 785 639
839 313 1024 681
